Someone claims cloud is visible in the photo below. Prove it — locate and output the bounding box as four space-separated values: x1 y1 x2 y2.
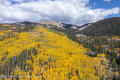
104 0 112 2
12 0 25 3
0 0 119 25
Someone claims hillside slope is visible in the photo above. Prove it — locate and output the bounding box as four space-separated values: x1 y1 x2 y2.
0 25 108 80
80 17 120 36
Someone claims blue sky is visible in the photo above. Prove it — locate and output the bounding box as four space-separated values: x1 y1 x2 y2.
90 0 120 9
89 0 120 18
0 0 120 25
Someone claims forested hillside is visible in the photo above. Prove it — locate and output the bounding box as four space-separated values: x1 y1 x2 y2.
0 24 109 80
80 17 120 36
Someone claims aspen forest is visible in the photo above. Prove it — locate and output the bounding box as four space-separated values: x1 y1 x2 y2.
0 24 109 80
0 21 120 80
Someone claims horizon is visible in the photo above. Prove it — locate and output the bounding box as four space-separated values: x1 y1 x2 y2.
1 17 120 26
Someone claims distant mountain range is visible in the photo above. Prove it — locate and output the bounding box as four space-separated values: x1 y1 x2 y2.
9 20 80 29
1 17 120 37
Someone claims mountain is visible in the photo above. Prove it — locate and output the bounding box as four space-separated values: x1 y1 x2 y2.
0 19 120 79
2 21 82 42
0 25 109 80
80 17 120 36
3 17 120 37
11 20 80 29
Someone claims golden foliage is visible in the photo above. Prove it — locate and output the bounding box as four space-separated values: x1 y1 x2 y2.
0 27 107 80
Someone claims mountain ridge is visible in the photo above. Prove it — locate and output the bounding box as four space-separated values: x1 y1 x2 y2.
80 17 120 36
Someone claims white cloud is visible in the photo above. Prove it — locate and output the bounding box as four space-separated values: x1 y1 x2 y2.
104 0 112 2
12 0 25 3
0 0 119 25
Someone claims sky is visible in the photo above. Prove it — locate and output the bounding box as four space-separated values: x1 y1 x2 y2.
0 0 120 25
